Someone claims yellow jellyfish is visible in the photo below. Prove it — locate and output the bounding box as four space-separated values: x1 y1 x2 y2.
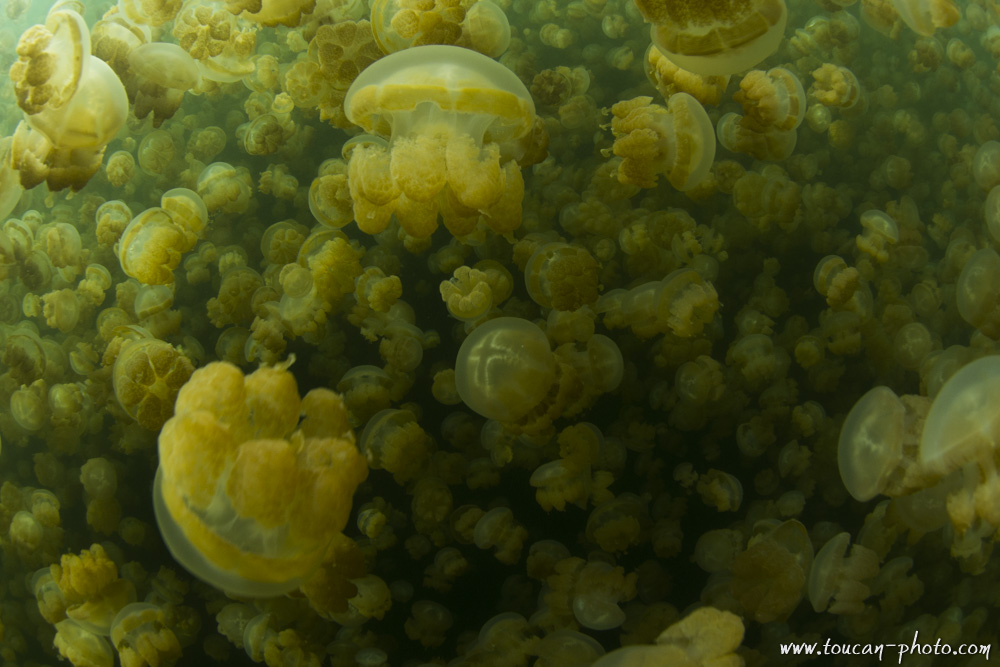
344 44 536 239
371 0 511 58
112 336 194 431
890 0 959 37
153 361 368 597
632 0 788 76
455 317 557 423
8 8 128 190
609 94 716 191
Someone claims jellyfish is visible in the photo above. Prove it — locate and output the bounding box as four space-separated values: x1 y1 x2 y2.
8 8 128 190
343 45 536 239
153 361 368 597
632 0 788 76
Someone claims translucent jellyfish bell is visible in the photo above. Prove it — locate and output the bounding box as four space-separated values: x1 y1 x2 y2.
838 386 904 502
455 317 556 423
890 0 959 37
634 0 789 76
461 1 511 58
919 355 1000 475
128 42 201 92
345 44 535 146
972 140 1000 190
956 249 1000 338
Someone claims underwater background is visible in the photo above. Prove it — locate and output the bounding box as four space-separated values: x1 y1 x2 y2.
1 0 998 665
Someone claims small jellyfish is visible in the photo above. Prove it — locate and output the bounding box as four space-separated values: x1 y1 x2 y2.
117 208 187 286
610 94 716 191
455 317 556 423
113 337 194 430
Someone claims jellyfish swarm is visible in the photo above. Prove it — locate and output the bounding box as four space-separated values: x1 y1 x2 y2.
153 361 368 597
343 45 536 239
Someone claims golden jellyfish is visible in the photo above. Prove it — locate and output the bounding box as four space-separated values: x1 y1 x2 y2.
808 532 879 614
8 9 128 191
632 0 788 76
457 1 511 59
128 42 201 127
112 336 194 430
104 150 136 189
309 159 353 228
609 94 716 191
974 141 1000 191
597 269 720 339
524 243 600 312
110 602 182 667
890 0 959 37
956 249 1000 338
53 620 114 667
440 266 495 323
344 44 536 238
644 44 731 107
281 19 381 126
137 130 176 176
856 209 899 263
11 382 47 432
171 1 256 82
716 111 798 161
260 220 309 265
917 356 1000 535
40 289 81 333
160 188 209 244
187 126 227 161
731 519 813 623
591 606 744 666
359 408 432 484
734 67 806 132
153 361 368 596
196 162 252 214
118 0 183 27
96 200 133 248
455 317 556 423
919 356 1000 476
117 208 187 285
370 0 465 54
241 113 284 155
809 64 863 110
837 386 905 502
224 0 315 27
